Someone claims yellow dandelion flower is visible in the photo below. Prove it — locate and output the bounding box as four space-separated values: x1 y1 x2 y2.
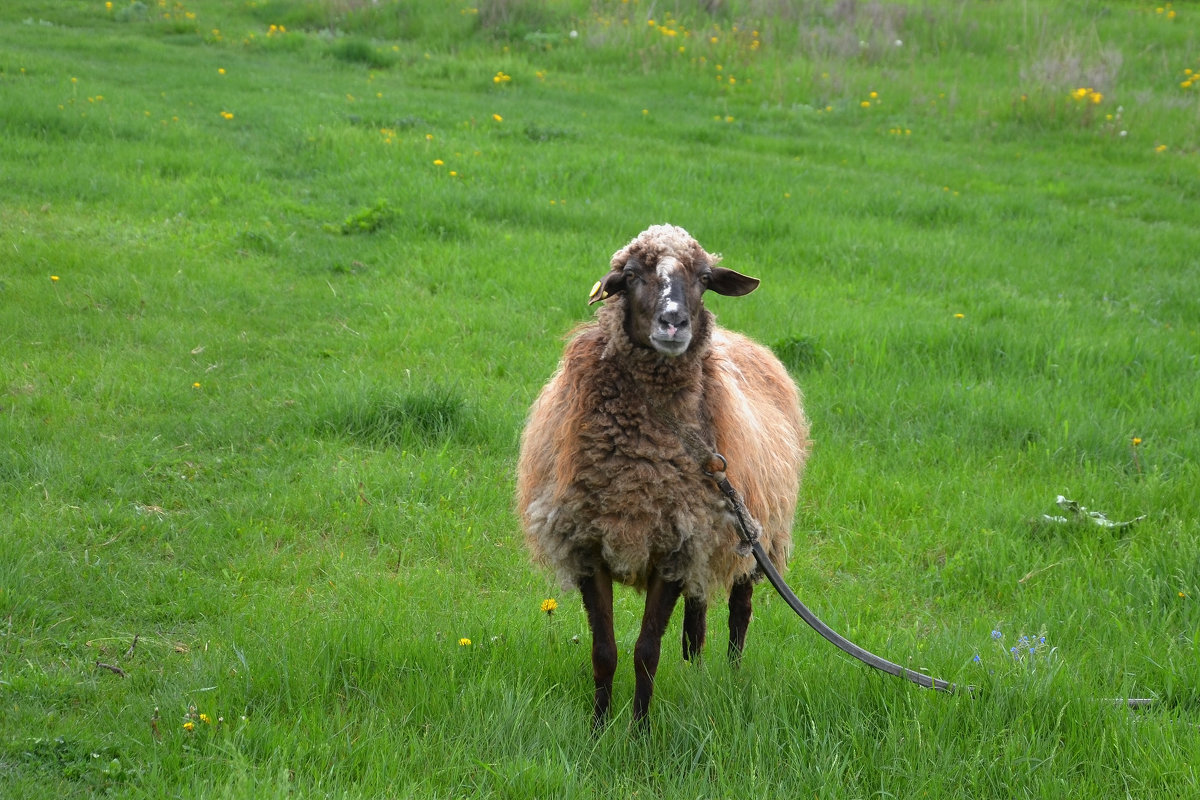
1155 144 1168 153
954 313 965 319
1132 437 1142 446
193 382 201 389
433 159 444 166
449 171 458 177
860 101 871 108
458 638 471 646
492 113 503 122
541 598 558 614
218 68 226 75
869 91 878 99
1090 91 1103 104
425 133 433 141
183 721 195 731
199 713 212 724
1180 592 1188 598
51 275 60 282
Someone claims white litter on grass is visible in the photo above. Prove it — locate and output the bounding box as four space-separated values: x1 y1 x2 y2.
1043 495 1146 529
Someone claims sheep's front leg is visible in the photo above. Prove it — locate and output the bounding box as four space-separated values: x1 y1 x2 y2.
682 596 707 662
578 565 617 730
632 570 683 725
728 577 753 660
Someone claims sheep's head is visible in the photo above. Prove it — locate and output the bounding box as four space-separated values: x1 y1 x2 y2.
589 225 759 357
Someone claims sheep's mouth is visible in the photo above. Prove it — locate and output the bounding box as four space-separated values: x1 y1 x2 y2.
650 328 691 357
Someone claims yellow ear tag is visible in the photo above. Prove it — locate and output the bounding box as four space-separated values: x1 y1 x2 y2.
589 280 603 301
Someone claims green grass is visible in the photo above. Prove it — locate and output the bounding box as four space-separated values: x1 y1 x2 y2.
2 0 1199 796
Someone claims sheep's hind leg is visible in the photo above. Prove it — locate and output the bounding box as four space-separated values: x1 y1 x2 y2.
632 570 684 726
579 565 617 731
728 577 753 661
682 596 707 662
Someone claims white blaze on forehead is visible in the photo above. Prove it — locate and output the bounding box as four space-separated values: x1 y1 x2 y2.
657 256 683 312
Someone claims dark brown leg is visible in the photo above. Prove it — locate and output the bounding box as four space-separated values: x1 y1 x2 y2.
578 565 616 730
728 577 753 660
682 596 707 662
632 570 683 725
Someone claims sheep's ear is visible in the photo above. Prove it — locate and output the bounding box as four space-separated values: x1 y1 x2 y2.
588 271 626 305
707 267 760 297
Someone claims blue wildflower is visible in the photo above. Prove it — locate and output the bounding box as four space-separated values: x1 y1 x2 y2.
991 630 1003 640
973 654 981 663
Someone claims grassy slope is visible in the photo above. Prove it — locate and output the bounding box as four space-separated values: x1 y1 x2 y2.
2 0 1199 797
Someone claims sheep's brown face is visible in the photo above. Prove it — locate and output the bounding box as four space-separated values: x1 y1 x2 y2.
623 254 707 357
590 230 761 357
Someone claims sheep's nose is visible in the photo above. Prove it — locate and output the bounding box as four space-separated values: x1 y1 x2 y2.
659 308 689 329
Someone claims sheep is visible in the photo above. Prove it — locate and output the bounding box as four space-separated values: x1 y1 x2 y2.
516 224 810 728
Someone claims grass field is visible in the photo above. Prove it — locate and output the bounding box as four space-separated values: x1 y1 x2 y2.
2 0 1199 796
